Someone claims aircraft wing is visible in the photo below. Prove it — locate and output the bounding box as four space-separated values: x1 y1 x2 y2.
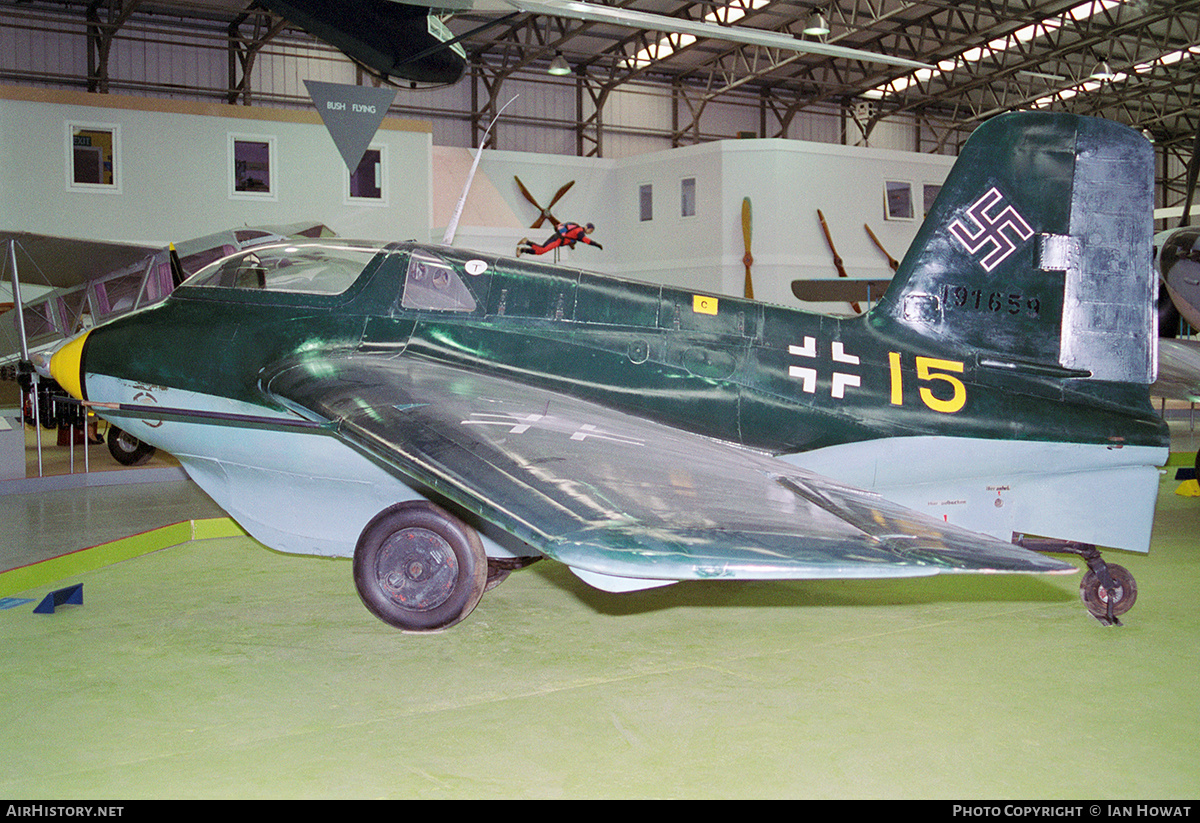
1 227 329 366
399 0 931 70
261 353 1075 585
1 231 158 291
499 0 931 70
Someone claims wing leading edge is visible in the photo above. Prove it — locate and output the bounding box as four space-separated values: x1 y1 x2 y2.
261 353 1076 584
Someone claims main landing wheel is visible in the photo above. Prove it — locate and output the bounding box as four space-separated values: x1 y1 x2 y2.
353 501 487 632
1079 563 1137 623
106 425 156 466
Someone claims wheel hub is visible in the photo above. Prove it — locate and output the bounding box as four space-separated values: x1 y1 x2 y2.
376 527 459 611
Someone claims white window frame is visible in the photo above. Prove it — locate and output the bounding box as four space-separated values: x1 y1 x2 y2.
883 179 915 221
639 182 654 222
228 132 278 201
65 121 122 194
344 144 389 207
680 176 697 219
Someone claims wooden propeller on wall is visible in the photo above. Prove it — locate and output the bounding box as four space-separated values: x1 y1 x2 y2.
515 177 576 229
817 209 861 313
863 223 899 271
742 197 754 299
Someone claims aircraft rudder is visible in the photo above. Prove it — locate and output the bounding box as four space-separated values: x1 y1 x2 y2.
874 112 1156 385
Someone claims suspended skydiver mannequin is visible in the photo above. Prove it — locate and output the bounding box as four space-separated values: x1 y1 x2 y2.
516 222 603 257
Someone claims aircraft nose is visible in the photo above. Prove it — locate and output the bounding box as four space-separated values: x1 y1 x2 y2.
49 330 90 400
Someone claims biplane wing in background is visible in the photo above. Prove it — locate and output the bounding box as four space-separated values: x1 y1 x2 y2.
1 224 334 367
1156 339 1200 404
2 224 333 462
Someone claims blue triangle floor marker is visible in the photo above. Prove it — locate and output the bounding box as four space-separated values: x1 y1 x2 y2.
33 584 83 615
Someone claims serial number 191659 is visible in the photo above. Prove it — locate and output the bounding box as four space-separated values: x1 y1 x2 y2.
942 285 1040 318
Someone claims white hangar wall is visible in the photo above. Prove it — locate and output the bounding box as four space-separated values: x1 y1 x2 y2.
443 136 954 307
601 138 953 306
0 85 432 248
714 138 954 305
0 84 952 310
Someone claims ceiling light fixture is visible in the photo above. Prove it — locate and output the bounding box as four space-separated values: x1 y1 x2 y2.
1018 70 1068 82
803 11 830 36
1089 60 1115 80
548 51 571 76
1031 45 1199 109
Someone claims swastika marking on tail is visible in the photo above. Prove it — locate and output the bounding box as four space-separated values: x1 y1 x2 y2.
948 187 1034 272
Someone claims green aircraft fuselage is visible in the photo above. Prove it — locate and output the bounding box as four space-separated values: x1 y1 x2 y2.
78 242 1168 461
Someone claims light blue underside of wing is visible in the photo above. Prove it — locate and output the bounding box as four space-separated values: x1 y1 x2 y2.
262 353 1076 582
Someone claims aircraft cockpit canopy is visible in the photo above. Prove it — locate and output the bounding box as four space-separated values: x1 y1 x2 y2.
401 249 477 313
184 241 385 295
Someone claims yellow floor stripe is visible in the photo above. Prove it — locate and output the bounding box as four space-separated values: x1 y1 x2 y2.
0 517 247 598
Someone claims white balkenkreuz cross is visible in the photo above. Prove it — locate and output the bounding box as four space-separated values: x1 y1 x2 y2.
788 337 861 399
462 413 645 447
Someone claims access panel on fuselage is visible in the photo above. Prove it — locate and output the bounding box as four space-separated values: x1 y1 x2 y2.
483 259 578 322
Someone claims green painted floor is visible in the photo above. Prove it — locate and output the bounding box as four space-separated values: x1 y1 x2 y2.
1 470 1198 798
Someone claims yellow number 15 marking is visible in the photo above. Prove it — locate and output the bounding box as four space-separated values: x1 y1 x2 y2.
888 352 967 414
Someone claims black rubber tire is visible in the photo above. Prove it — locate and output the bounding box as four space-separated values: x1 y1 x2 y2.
106 425 156 466
1079 563 1138 619
353 501 487 632
33 390 56 429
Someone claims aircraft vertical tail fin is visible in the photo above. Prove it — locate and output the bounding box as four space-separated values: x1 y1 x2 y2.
874 113 1156 385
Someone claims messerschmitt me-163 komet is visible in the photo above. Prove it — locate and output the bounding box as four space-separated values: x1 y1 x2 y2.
45 113 1169 630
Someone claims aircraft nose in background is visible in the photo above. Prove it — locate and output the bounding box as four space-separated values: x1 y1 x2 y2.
49 330 90 400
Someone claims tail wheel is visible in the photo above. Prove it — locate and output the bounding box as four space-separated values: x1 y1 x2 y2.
106 425 156 465
1079 563 1137 620
353 501 487 632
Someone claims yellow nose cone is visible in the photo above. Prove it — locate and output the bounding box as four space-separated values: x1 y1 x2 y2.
49 330 90 400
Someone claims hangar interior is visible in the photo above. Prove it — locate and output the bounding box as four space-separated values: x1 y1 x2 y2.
1 0 1198 799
